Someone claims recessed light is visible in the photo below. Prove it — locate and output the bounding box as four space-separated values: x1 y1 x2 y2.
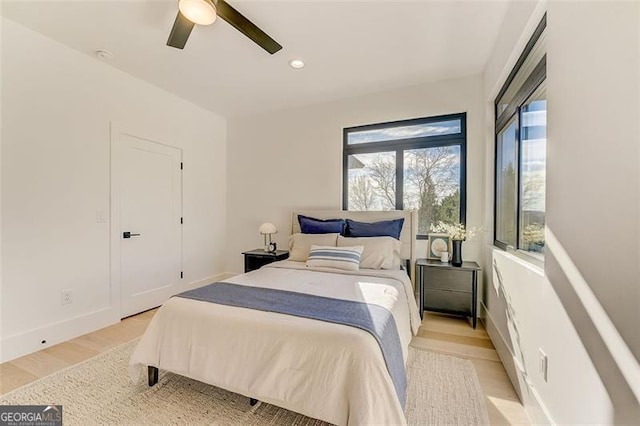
95 49 114 60
288 58 305 69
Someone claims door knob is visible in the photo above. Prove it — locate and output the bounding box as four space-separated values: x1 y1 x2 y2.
123 232 141 239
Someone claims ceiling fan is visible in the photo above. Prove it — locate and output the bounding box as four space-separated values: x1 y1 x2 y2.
167 0 282 54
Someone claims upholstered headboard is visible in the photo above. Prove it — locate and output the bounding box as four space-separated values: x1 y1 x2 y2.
291 210 418 282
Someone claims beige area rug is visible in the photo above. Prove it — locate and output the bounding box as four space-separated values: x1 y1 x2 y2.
0 340 489 425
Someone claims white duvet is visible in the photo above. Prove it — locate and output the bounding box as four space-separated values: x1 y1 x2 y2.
129 261 421 425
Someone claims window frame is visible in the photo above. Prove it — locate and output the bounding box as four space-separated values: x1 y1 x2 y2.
342 112 467 239
495 115 520 249
493 14 547 258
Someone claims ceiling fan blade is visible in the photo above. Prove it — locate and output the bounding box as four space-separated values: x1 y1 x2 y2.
216 0 282 54
167 12 196 49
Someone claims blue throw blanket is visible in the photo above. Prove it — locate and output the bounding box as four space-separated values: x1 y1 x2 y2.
176 282 407 408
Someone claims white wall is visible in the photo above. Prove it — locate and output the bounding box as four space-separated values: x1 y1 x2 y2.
546 0 639 358
486 250 612 424
544 1 639 422
0 18 227 362
226 74 485 276
0 7 4 368
482 0 639 424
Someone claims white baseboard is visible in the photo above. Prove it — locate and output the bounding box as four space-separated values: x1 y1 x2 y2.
482 302 555 425
0 273 229 363
0 306 119 363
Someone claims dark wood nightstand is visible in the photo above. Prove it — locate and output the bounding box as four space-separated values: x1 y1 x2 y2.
242 249 289 273
416 259 481 328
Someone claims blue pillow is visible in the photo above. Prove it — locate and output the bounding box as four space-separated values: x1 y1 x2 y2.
298 215 346 234
345 218 404 240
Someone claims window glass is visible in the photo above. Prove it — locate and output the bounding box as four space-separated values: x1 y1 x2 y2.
347 119 461 145
347 152 396 211
519 86 546 254
344 114 466 237
494 15 546 263
496 118 518 248
403 146 461 235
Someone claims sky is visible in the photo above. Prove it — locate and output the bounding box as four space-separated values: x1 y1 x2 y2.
347 119 461 145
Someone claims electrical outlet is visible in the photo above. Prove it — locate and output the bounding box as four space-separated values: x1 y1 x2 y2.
539 349 548 382
61 289 73 305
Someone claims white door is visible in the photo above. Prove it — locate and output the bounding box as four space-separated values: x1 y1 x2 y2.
118 133 182 318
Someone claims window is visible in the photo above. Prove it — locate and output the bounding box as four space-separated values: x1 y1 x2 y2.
494 15 546 258
343 113 466 237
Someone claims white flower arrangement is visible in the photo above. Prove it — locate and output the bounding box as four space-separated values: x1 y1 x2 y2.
429 221 483 241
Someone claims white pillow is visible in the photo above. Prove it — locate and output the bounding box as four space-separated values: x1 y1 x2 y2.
306 245 364 271
337 235 402 269
289 233 339 261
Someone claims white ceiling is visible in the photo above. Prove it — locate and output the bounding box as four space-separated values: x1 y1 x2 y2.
1 1 510 117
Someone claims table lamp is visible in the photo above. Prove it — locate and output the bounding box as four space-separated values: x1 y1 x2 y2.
258 222 277 252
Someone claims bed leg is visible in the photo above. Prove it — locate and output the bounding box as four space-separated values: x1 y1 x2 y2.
250 398 258 406
148 366 158 387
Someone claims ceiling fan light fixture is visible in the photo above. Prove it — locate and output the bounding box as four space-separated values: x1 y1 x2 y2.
179 0 217 26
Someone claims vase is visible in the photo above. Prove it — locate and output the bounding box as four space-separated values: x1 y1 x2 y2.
451 239 463 267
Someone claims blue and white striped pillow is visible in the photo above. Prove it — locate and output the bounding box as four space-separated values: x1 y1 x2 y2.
306 245 364 271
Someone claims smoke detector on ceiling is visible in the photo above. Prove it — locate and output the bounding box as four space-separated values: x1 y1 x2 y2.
95 49 114 60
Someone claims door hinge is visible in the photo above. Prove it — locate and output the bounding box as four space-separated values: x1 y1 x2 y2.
180 162 183 170
180 217 183 224
180 271 183 279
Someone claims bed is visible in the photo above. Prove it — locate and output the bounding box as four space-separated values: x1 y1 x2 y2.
129 210 420 425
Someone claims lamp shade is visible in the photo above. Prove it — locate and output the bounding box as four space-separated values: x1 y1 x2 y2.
258 222 277 235
179 0 217 25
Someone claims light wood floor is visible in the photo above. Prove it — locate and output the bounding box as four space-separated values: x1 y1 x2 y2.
411 313 530 425
0 310 529 425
